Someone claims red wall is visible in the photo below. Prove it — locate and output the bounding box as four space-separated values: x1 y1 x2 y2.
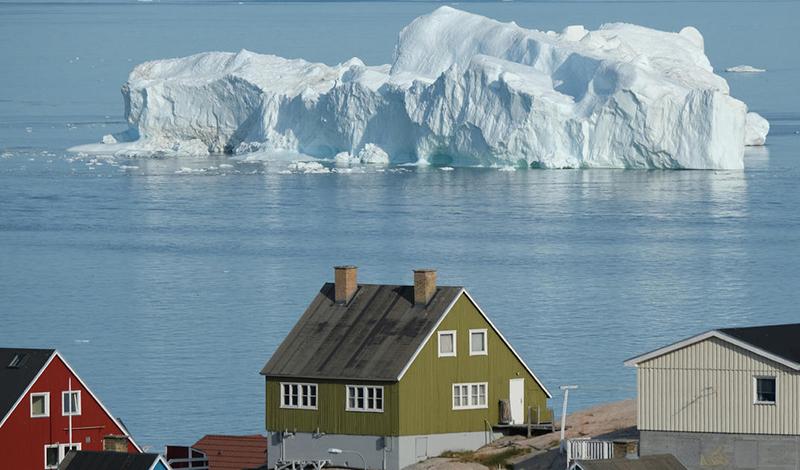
0 355 138 470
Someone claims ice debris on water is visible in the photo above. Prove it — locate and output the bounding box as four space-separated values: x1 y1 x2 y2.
286 161 330 174
725 65 766 73
70 7 769 169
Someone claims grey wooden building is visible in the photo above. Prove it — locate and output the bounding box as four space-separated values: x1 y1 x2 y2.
625 323 800 470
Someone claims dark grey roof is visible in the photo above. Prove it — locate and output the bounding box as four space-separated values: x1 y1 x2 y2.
58 451 160 470
719 323 800 365
261 283 463 381
0 348 55 423
575 455 686 470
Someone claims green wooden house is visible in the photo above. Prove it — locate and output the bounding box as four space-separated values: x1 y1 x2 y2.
260 267 552 470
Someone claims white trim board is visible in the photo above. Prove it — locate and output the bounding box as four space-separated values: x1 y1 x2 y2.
624 330 800 371
150 455 172 470
396 288 553 398
0 350 143 452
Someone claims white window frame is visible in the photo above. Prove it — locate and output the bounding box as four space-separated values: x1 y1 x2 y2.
469 329 488 356
438 330 457 357
345 385 385 413
452 382 488 410
280 382 318 410
62 390 81 416
753 376 777 405
30 392 50 418
45 443 81 469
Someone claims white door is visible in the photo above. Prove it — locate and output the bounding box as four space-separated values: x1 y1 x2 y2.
509 378 525 424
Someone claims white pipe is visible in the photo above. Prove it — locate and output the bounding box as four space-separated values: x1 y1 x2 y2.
68 377 73 449
559 385 578 451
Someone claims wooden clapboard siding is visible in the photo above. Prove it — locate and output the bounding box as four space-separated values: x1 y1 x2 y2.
637 336 800 435
398 294 550 435
266 379 400 436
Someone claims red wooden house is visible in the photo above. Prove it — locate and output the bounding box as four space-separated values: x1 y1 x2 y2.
0 348 142 470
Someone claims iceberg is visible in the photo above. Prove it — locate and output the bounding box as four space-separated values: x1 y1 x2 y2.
726 65 766 73
745 112 769 146
72 7 768 169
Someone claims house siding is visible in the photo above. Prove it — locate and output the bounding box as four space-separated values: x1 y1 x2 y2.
266 379 400 436
637 336 800 435
0 355 137 470
398 294 550 435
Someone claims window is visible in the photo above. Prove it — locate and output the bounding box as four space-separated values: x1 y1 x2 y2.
452 382 487 410
346 385 384 412
438 331 456 357
469 329 488 356
62 390 81 416
280 382 317 409
754 377 776 404
45 443 81 469
8 353 28 368
30 392 49 418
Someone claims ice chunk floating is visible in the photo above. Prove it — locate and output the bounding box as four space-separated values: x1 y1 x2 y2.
73 7 769 169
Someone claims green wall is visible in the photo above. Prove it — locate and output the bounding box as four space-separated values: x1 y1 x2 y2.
265 293 550 437
266 379 399 436
398 294 550 435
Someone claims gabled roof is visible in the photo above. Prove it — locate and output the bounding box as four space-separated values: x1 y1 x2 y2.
58 451 168 470
573 454 686 470
260 284 551 397
0 348 55 424
192 434 267 470
624 323 800 371
261 283 463 381
0 348 143 452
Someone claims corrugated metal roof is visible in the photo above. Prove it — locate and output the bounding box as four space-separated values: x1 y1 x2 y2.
193 434 267 470
58 451 160 470
0 348 55 425
260 283 463 381
575 455 687 470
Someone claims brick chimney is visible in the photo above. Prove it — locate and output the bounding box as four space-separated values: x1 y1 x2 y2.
103 435 128 452
414 269 437 305
334 266 358 304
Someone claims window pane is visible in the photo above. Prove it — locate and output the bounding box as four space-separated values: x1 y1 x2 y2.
46 447 59 466
440 334 453 354
471 332 485 352
310 395 317 407
32 395 46 415
376 397 383 410
757 378 776 402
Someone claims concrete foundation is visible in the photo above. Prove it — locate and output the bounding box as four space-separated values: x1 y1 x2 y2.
268 431 496 470
640 430 800 470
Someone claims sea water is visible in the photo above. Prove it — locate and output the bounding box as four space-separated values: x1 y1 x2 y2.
1 0 799 451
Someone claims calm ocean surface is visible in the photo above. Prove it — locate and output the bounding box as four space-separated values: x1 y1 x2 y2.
1 0 799 452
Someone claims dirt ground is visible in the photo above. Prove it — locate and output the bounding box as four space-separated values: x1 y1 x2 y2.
406 399 636 470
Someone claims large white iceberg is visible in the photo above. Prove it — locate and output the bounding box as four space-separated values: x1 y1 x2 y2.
73 7 769 169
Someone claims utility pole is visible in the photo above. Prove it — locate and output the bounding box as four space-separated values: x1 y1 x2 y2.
559 385 578 451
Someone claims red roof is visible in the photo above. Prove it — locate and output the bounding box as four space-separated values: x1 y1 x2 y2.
192 435 267 470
